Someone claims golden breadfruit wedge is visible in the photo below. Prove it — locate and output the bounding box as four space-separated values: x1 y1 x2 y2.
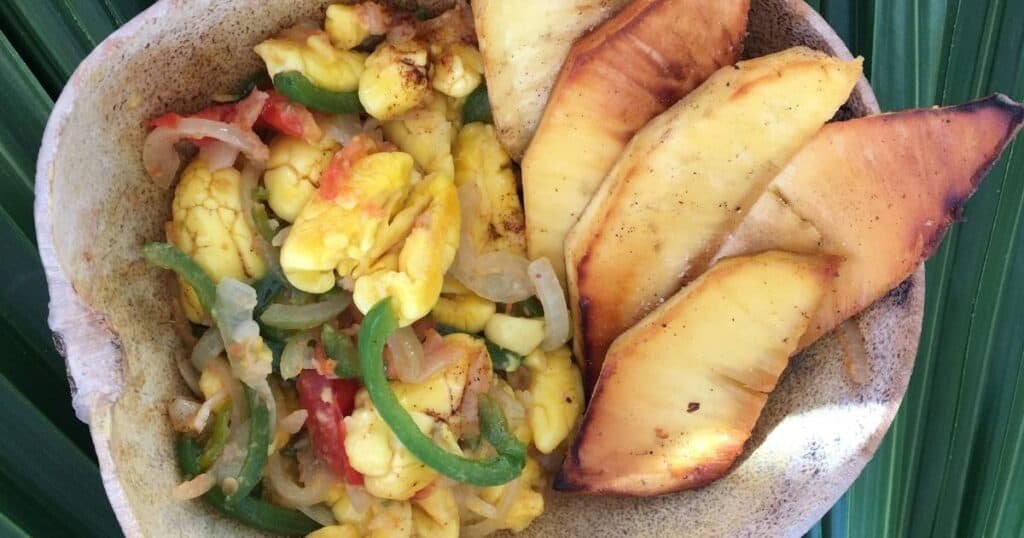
522 0 749 283
471 0 633 160
710 94 1024 349
556 251 836 495
565 47 862 389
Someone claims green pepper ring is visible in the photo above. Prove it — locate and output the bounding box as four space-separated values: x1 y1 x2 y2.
273 71 364 114
358 299 527 486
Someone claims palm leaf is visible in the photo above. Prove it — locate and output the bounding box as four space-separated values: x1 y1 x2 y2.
1 1 1023 537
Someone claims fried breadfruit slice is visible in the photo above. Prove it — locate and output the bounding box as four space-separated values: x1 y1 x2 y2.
556 251 836 495
471 0 633 160
710 94 1024 349
565 47 862 389
523 0 750 284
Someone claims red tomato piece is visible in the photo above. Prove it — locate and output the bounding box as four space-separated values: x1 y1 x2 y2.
148 112 183 129
259 91 323 143
295 370 363 484
318 134 377 200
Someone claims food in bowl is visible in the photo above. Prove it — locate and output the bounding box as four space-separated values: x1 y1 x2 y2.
130 0 1024 536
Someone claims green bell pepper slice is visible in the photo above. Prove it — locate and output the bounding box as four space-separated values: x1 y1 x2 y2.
322 324 361 379
197 407 230 470
358 300 526 486
224 386 271 505
273 72 364 114
177 438 319 536
462 83 492 124
142 242 217 314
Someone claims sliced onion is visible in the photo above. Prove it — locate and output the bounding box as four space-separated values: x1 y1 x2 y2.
260 292 352 330
280 333 317 381
461 475 523 537
143 117 269 188
233 89 270 129
207 357 245 426
239 161 279 272
214 419 250 482
172 472 216 500
488 385 525 424
344 482 373 514
386 326 426 383
190 390 228 433
168 397 202 433
198 141 240 171
415 330 461 382
452 184 534 303
176 349 201 396
457 343 492 438
463 492 498 518
271 226 291 247
322 114 364 145
265 452 333 508
191 327 225 371
213 279 273 388
529 257 571 351
280 409 309 435
297 504 337 526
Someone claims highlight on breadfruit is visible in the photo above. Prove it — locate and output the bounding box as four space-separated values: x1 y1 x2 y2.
565 46 864 389
557 251 837 495
522 0 750 284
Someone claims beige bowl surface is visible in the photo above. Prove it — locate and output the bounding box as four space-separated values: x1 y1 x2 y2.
35 0 920 536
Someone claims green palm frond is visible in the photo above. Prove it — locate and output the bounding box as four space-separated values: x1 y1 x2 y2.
0 1 1021 537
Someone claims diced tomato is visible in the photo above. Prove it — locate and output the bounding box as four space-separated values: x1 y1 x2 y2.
147 104 239 148
319 134 377 200
148 112 183 129
295 370 363 484
192 102 239 123
411 317 436 340
312 340 337 376
259 91 323 143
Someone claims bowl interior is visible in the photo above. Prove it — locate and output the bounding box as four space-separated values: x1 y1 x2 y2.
35 0 918 536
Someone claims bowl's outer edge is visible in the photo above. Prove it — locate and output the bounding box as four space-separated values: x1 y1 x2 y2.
33 0 919 536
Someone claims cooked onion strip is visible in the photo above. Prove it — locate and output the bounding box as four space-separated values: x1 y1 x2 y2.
198 140 240 171
260 292 352 330
279 409 309 435
344 482 373 514
529 257 571 351
386 326 425 382
191 327 225 371
143 117 269 188
452 184 534 303
172 472 216 500
322 114 364 145
176 349 202 397
190 390 228 433
240 161 279 272
266 452 333 508
297 504 337 526
461 475 523 537
168 397 202 433
280 333 316 381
